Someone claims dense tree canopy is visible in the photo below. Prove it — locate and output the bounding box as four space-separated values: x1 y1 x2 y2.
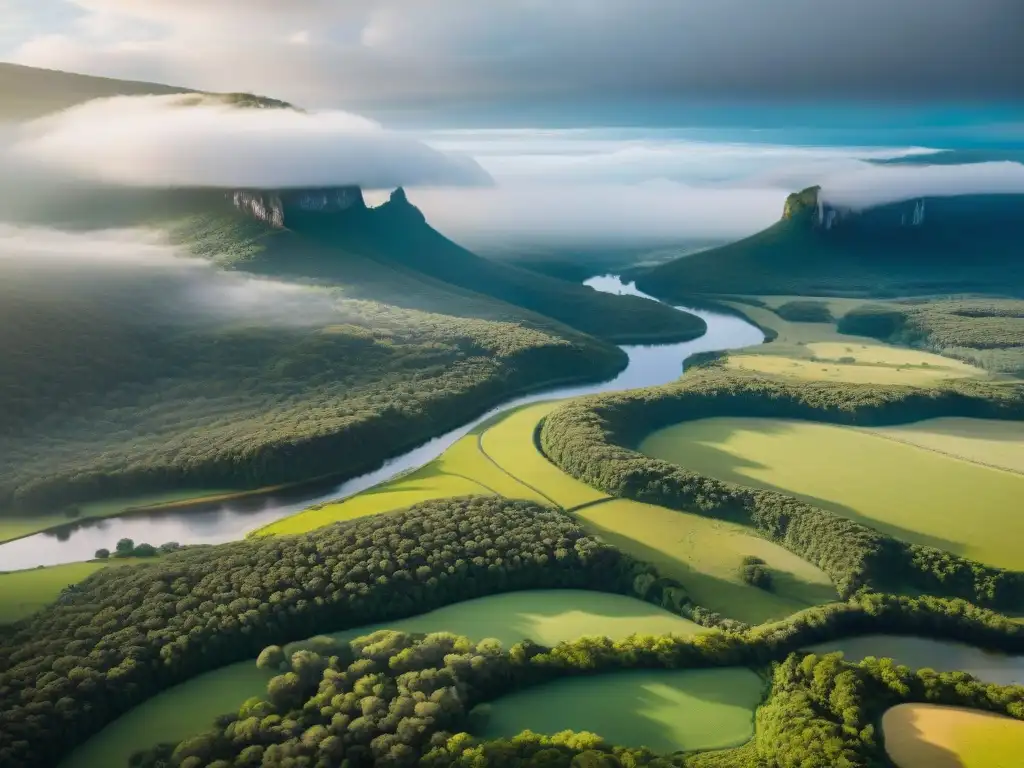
541 368 1024 609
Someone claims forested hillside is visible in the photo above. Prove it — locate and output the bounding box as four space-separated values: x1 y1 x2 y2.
0 241 624 512
636 188 1024 299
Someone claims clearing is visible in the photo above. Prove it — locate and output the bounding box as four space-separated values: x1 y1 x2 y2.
480 667 763 754
882 703 1024 768
575 499 836 625
640 417 1024 570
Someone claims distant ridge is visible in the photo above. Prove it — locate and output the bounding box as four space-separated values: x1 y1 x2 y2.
636 186 1024 299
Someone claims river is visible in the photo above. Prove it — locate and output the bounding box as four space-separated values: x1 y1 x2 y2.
0 275 765 569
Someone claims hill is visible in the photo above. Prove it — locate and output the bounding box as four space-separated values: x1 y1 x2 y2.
0 62 291 120
0 223 626 513
635 186 1024 300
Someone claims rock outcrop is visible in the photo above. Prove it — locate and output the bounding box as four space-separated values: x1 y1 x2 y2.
231 186 366 228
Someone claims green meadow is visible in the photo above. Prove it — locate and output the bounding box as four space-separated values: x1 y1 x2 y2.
575 499 837 624
0 562 110 624
62 590 703 768
480 667 763 753
866 417 1024 475
640 417 1024 569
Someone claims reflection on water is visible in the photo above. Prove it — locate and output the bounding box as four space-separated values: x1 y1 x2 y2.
808 635 1024 686
0 276 764 569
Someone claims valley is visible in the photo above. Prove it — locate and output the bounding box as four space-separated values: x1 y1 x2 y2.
3 55 1024 768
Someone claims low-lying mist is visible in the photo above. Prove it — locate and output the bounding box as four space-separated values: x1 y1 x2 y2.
0 223 345 328
3 94 491 190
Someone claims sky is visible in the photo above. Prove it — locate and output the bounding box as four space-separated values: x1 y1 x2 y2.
1 1 1023 251
2 0 1022 112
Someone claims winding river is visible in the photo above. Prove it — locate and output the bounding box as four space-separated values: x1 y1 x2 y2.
0 275 765 570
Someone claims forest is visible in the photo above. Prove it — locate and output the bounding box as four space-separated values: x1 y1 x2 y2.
127 592 1024 768
540 368 1024 609
0 496 704 768
0 242 625 513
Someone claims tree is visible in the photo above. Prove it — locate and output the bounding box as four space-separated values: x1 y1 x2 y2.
115 538 135 556
94 548 110 560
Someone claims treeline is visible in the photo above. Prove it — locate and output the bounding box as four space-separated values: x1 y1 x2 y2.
0 496 715 768
839 299 1024 375
0 259 624 513
540 368 1024 608
130 591 1024 767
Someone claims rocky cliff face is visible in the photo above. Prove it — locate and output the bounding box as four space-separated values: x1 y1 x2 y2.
231 186 366 228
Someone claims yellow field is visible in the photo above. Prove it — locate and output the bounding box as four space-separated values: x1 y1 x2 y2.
575 498 836 625
640 417 1024 569
882 704 1024 768
866 417 1024 475
261 401 608 536
479 402 609 509
723 301 985 385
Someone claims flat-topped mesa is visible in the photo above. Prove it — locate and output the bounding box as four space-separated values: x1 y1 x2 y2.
231 186 366 228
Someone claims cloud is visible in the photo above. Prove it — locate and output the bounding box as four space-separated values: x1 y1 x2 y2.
394 129 945 248
6 94 491 189
0 223 343 327
7 0 1023 109
819 161 1024 210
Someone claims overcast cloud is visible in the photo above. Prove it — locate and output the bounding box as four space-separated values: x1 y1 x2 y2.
8 95 490 188
5 0 1022 110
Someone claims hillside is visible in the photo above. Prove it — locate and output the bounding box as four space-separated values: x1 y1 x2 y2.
0 230 625 512
0 62 290 120
635 186 1024 299
219 187 706 343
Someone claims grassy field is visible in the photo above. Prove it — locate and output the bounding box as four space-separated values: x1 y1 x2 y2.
313 589 706 649
0 562 110 623
59 663 275 768
575 499 837 624
479 402 609 509
866 418 1024 475
882 704 1024 768
480 667 763 754
640 417 1024 570
260 401 608 536
62 589 703 768
721 301 986 385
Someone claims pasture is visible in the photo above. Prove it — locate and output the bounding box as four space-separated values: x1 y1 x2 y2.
0 562 109 624
882 704 1024 768
640 417 1024 570
480 667 763 753
62 589 703 768
866 417 1024 475
260 401 607 536
575 499 836 624
721 300 986 385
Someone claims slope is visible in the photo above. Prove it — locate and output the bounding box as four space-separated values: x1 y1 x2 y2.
0 217 625 514
229 188 707 344
636 187 1024 299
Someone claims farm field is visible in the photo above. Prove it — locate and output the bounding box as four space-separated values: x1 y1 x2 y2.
640 417 1024 570
721 300 986 385
62 589 703 768
575 499 836 624
882 704 1024 768
480 667 763 753
258 401 607 536
865 417 1024 475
